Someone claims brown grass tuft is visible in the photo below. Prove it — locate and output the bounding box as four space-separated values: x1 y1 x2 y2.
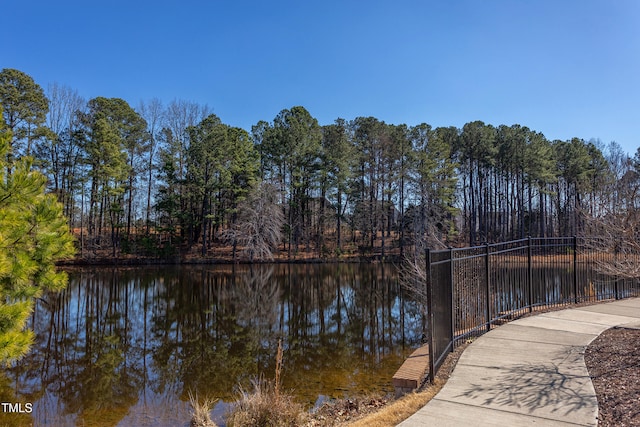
188 391 218 427
226 339 308 427
226 376 308 427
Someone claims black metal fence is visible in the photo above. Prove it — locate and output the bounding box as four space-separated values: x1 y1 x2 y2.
426 236 640 382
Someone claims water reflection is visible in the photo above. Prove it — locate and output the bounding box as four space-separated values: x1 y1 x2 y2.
4 264 421 426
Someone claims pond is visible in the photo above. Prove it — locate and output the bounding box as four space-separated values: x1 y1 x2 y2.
2 263 423 426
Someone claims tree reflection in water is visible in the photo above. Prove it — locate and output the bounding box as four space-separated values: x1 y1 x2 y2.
6 264 422 426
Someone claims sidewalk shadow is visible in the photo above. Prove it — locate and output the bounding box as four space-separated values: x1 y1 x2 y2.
457 348 595 417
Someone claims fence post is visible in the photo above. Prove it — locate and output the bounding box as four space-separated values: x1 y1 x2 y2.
449 247 455 350
485 243 491 332
426 248 435 383
614 250 620 300
573 236 578 304
527 236 533 313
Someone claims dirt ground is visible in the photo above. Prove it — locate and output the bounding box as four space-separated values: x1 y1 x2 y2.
584 327 640 427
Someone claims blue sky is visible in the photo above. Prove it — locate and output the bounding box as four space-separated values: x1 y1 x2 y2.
4 0 640 153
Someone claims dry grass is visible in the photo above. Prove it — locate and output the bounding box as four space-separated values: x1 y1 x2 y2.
188 391 218 427
226 377 309 427
346 385 441 427
345 342 469 427
226 339 309 427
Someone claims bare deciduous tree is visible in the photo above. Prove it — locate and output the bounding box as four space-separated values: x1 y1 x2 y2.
224 182 284 261
581 168 640 279
42 83 85 218
397 231 448 340
138 98 165 233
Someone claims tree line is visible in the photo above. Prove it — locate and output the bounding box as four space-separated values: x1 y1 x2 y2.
1 67 637 261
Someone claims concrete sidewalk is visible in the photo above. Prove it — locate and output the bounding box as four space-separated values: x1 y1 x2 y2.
398 298 640 426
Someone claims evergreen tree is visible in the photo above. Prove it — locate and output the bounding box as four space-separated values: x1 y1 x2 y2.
184 115 259 255
457 121 497 244
410 124 458 248
554 138 597 235
525 130 556 237
261 106 322 255
0 109 75 363
0 68 50 158
350 116 388 250
79 97 147 254
320 119 354 252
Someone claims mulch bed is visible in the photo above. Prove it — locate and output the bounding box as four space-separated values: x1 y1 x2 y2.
584 327 640 427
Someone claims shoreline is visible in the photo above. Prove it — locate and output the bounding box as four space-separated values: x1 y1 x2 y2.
57 254 403 267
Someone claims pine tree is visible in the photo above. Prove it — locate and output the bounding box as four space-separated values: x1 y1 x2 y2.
0 68 50 158
0 108 75 363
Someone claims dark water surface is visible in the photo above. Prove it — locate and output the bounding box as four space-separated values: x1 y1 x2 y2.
2 264 422 426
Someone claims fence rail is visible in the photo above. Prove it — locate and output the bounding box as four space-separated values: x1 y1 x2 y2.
425 236 640 382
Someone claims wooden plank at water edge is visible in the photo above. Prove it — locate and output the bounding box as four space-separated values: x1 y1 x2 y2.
392 345 429 397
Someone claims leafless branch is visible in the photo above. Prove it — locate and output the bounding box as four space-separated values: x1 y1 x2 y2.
581 176 640 279
223 182 284 261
